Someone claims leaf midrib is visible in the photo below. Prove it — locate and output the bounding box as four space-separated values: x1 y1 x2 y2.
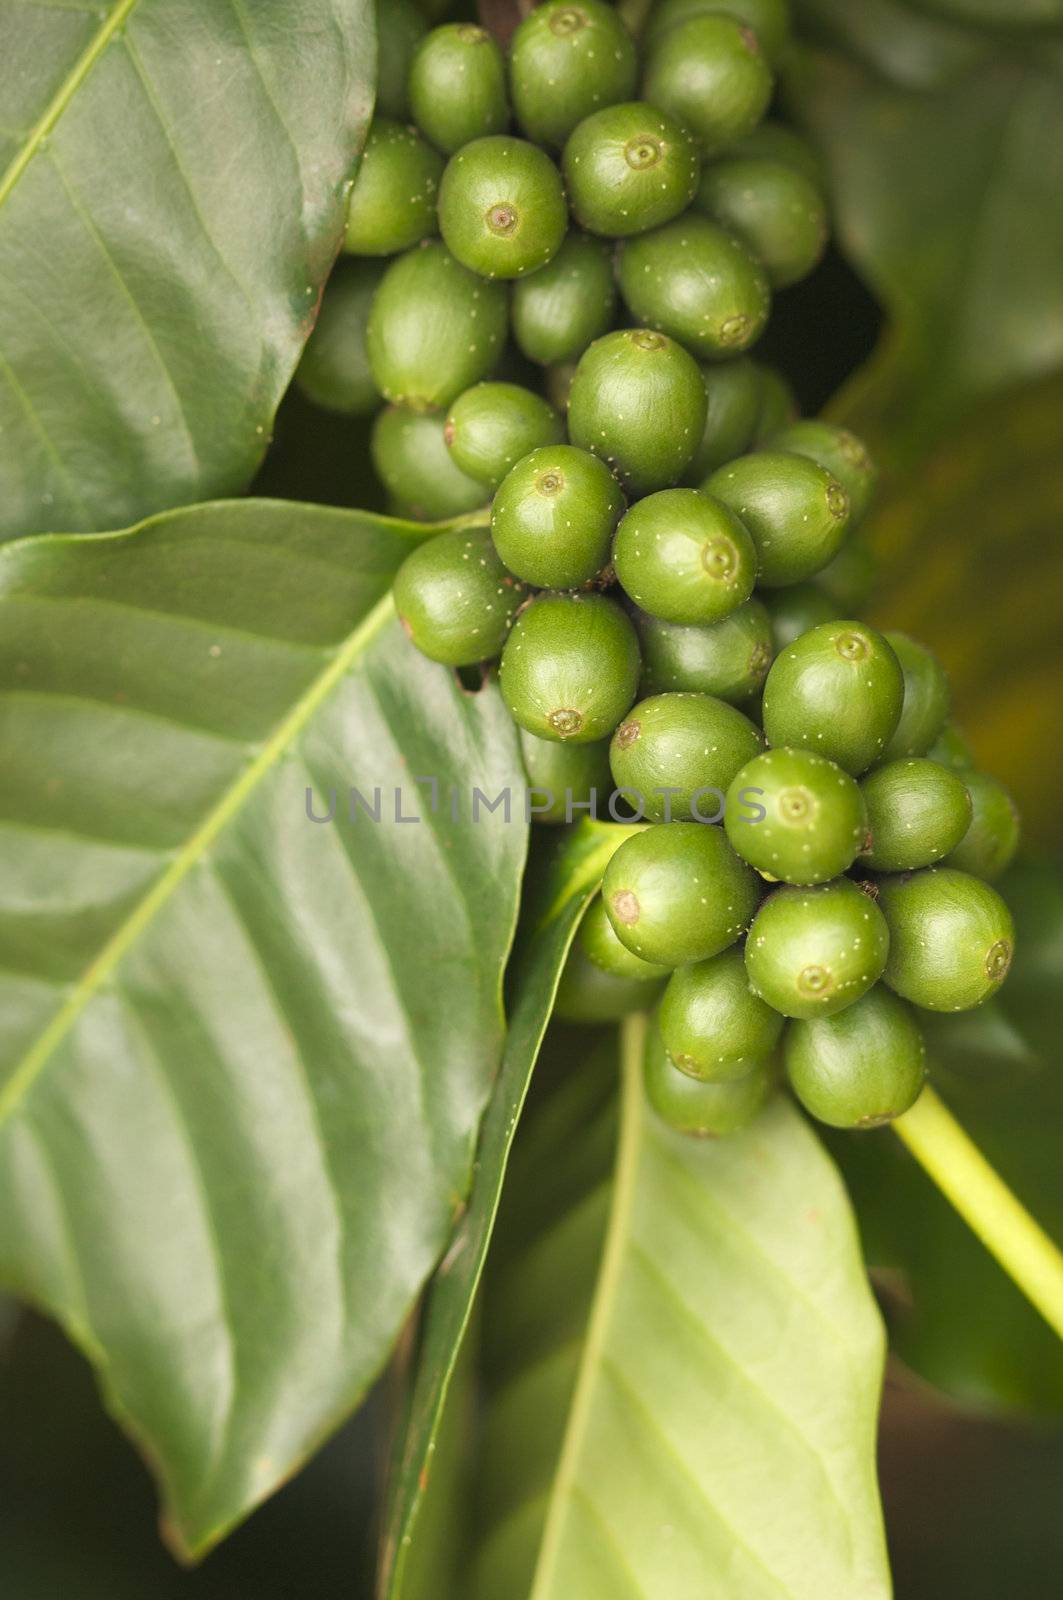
0 587 395 1127
0 0 143 212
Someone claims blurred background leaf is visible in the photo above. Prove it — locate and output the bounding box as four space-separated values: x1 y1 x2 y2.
0 0 375 539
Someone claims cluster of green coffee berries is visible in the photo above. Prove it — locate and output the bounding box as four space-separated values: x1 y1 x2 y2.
299 0 1021 1140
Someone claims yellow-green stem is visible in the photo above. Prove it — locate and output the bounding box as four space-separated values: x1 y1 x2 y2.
894 1085 1063 1344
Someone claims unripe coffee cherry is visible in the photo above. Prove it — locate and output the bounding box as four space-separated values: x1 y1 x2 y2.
619 216 771 359
762 583 840 652
876 867 1015 1012
659 945 783 1081
491 444 624 587
733 119 825 185
725 747 868 886
408 24 509 154
927 722 976 771
609 691 765 822
371 408 486 519
745 879 890 1020
438 136 568 279
510 0 638 149
879 631 951 761
704 450 850 587
519 728 613 825
344 119 443 256
644 0 791 69
367 243 507 411
644 1020 774 1137
771 420 877 526
697 157 827 289
296 260 383 416
393 527 525 666
445 383 563 489
556 937 666 1023
511 231 617 365
613 488 757 624
562 101 700 237
376 0 427 119
785 986 926 1129
499 592 640 743
603 821 761 967
944 771 1021 880
567 329 707 494
858 757 972 873
580 895 670 981
643 14 773 158
635 599 774 704
762 620 904 775
684 357 763 481
752 363 798 442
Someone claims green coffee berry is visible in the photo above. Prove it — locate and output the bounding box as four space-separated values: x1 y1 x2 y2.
643 14 773 158
944 771 1021 881
880 631 951 761
444 383 563 489
562 101 700 238
567 329 707 494
499 592 640 743
394 527 525 665
752 362 798 441
372 408 487 519
408 23 509 155
876 867 1015 1012
491 443 624 587
296 259 383 416
927 722 976 770
771 420 877 526
732 120 825 187
609 691 765 822
367 243 507 411
644 0 791 68
696 157 827 289
519 728 614 824
682 358 762 482
644 1020 774 1136
762 621 904 775
745 879 890 1020
619 215 771 360
762 583 840 653
510 0 638 149
813 537 877 612
545 360 578 414
438 136 568 280
858 758 972 873
603 820 761 967
375 0 427 119
635 598 773 703
785 986 926 1129
555 937 665 1023
705 450 850 587
344 119 443 256
511 230 617 366
580 894 671 981
613 488 757 624
659 945 783 1081
725 748 867 886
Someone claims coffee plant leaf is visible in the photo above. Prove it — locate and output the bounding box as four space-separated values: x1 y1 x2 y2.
792 6 1063 459
467 1020 891 1600
0 498 527 1557
379 821 644 1598
0 0 374 540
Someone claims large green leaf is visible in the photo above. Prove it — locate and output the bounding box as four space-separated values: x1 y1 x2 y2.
793 3 1063 458
0 1 374 540
472 1020 891 1599
380 821 642 1598
0 498 526 1557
